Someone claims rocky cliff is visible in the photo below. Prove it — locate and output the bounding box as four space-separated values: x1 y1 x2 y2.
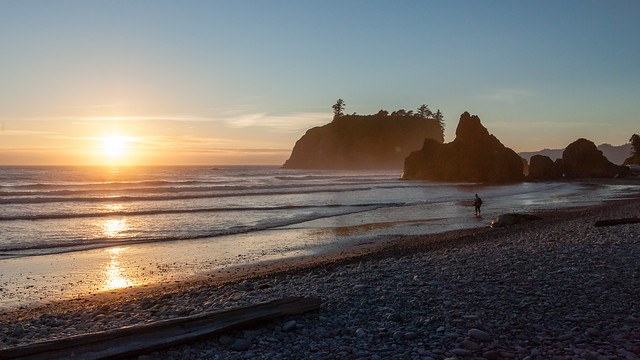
402 112 524 183
282 112 443 170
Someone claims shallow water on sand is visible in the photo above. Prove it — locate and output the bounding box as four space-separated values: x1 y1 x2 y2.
0 166 638 309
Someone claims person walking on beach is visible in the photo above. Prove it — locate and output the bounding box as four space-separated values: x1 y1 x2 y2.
474 193 483 216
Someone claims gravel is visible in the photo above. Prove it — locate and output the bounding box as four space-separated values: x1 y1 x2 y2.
1 199 639 360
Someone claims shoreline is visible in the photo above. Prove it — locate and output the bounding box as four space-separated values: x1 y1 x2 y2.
0 198 636 320
0 198 606 320
1 196 639 358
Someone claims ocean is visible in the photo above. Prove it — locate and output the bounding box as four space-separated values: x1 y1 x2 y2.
0 165 638 308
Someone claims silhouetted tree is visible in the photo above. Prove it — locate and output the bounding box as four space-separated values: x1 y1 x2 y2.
434 109 445 140
332 99 345 118
391 109 408 117
376 110 389 117
435 109 444 130
631 134 640 155
417 104 433 119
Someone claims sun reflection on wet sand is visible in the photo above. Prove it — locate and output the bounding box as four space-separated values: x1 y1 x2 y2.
101 219 129 238
102 247 135 290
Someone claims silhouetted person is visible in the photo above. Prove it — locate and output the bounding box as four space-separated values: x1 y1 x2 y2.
474 193 483 216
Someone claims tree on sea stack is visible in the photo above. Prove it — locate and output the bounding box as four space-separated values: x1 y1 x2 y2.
435 109 444 131
417 104 433 119
631 134 640 155
332 99 345 119
624 133 640 165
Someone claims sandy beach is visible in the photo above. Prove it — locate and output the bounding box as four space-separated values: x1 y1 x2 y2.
1 197 639 360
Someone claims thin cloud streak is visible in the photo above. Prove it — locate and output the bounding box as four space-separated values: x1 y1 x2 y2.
56 102 128 110
224 112 331 132
0 129 59 136
0 115 215 123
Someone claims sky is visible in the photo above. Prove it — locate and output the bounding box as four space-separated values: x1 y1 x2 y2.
0 0 639 166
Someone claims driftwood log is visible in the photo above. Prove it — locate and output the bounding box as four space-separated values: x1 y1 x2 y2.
0 296 322 360
593 217 640 227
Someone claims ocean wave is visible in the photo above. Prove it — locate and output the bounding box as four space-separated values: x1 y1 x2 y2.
0 180 405 198
0 180 204 190
0 185 247 197
0 186 386 204
0 206 383 257
0 201 407 221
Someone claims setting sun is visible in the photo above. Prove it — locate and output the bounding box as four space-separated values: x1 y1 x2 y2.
101 135 132 158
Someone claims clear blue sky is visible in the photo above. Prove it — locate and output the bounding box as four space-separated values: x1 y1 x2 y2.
1 1 638 165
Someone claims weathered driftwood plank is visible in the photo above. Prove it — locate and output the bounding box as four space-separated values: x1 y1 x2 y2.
0 296 321 360
593 217 640 227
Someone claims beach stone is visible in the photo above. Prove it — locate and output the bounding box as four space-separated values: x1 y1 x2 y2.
231 338 251 351
139 299 153 309
617 348 638 359
387 313 402 322
482 350 499 360
490 213 541 228
404 331 419 340
282 320 297 332
12 324 24 337
355 328 366 338
585 327 601 337
218 335 234 346
451 348 472 356
52 319 67 327
583 350 600 360
468 328 492 342
462 339 481 351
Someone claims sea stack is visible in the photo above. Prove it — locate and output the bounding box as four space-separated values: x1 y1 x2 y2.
402 112 524 183
283 111 443 170
528 155 563 180
562 138 628 178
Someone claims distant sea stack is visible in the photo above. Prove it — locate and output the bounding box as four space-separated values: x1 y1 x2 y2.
283 110 444 170
562 138 629 178
402 112 524 183
528 154 563 180
519 143 633 165
528 138 630 179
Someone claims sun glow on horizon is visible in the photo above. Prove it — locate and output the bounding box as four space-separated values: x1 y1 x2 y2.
101 135 130 158
98 135 140 165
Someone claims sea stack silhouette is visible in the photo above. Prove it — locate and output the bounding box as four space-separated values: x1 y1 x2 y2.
528 138 630 179
283 111 443 170
402 112 524 183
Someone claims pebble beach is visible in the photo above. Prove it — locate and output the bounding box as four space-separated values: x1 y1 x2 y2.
1 198 639 360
